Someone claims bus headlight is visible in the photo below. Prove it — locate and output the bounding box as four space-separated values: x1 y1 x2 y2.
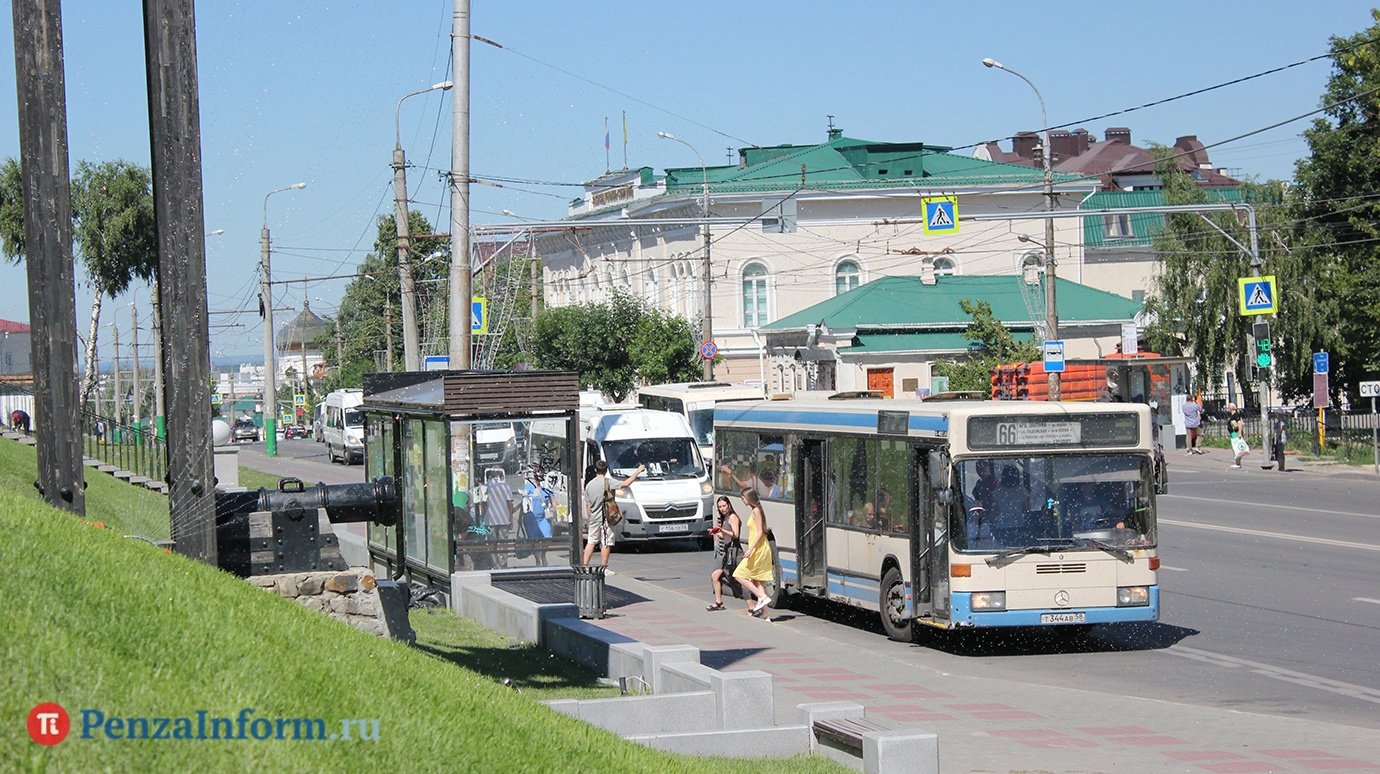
1117 586 1149 606
970 591 1006 611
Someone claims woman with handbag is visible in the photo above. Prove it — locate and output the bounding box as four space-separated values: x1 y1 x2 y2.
733 489 776 619
706 496 744 611
1227 404 1248 469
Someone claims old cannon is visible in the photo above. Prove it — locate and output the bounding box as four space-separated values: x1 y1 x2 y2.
214 476 399 578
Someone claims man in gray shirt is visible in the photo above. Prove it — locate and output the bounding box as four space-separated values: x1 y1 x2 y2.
582 459 645 566
1182 396 1204 455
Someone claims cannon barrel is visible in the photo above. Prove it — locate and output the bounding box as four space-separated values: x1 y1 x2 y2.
215 476 399 526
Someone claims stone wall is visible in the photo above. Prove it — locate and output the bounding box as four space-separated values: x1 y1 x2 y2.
250 567 390 637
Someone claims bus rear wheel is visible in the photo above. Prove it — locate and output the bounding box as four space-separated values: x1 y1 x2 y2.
880 566 911 642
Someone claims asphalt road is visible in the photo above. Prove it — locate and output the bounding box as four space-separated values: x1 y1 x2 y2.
243 440 1380 733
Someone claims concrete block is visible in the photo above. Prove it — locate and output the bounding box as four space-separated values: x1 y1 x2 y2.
212 444 240 488
543 617 643 679
334 527 369 567
544 699 580 719
658 660 716 695
798 702 866 750
643 644 699 695
97 464 117 473
557 691 718 736
457 582 567 644
864 728 939 774
83 458 101 468
129 475 149 485
449 570 493 612
711 669 775 731
114 470 134 480
630 726 812 758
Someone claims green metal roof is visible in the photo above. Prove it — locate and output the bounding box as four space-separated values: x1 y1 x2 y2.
1082 188 1243 247
845 330 1036 354
762 275 1140 332
665 135 1081 195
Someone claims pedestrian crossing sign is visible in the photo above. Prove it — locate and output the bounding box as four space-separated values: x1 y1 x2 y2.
1237 275 1277 316
922 196 959 235
471 297 488 334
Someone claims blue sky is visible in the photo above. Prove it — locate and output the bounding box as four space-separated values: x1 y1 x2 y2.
0 1 1374 360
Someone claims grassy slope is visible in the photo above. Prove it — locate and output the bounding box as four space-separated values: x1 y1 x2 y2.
1 438 169 540
0 442 840 772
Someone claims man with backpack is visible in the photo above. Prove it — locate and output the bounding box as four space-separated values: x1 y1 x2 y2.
580 460 644 567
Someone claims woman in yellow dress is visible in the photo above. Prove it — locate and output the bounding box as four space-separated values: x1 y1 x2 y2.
732 489 775 617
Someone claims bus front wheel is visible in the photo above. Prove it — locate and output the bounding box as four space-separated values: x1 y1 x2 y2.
880 566 911 642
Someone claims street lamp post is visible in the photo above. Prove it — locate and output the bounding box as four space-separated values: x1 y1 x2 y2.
261 182 306 456
983 57 1060 400
394 80 453 371
658 131 714 380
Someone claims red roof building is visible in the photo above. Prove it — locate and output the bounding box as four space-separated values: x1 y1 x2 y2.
976 128 1241 190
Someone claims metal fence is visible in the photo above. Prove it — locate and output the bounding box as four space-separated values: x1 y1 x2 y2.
82 410 167 485
1201 410 1379 461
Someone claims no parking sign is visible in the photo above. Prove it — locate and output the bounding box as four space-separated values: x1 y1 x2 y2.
699 340 718 360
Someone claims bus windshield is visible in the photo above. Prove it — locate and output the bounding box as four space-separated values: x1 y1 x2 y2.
686 406 714 447
954 454 1156 553
602 437 704 480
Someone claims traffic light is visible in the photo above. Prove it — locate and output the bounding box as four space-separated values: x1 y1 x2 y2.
1252 321 1273 369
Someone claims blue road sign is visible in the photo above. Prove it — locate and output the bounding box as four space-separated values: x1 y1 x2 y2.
1237 275 1277 316
1043 340 1066 373
1313 351 1329 375
423 355 449 371
921 196 959 235
471 297 488 334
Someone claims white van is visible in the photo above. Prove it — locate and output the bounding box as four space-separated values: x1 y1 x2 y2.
636 382 763 467
312 403 326 442
581 407 713 542
322 388 364 464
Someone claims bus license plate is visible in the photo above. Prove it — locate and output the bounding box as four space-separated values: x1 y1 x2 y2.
1041 612 1086 624
657 523 689 534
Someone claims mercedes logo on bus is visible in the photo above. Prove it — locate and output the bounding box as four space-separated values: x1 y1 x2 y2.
1054 590 1070 607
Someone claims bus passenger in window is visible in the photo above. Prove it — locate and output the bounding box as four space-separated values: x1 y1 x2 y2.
988 466 1027 531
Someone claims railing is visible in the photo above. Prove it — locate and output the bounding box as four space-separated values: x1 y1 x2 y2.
82 409 168 486
1201 410 1379 462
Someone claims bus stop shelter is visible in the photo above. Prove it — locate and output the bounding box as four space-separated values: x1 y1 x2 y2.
360 370 581 588
1070 355 1194 449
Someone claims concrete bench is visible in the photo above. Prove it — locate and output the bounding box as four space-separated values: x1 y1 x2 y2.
800 702 939 773
814 716 894 751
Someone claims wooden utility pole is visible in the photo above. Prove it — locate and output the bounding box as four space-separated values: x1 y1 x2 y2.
143 0 215 562
151 279 166 439
12 0 85 514
334 316 343 371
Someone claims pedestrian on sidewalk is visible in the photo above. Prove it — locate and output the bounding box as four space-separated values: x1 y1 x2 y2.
581 459 644 567
732 489 775 618
1227 404 1248 469
1182 395 1204 455
706 495 744 611
1264 410 1287 472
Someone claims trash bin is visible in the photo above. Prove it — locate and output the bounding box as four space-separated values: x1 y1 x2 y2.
573 563 607 619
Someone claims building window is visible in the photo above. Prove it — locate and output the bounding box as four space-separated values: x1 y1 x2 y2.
933 257 957 276
835 259 861 295
743 262 770 327
1104 213 1134 240
1132 290 1146 303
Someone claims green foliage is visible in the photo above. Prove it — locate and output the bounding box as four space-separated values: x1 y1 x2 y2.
930 299 1039 392
70 159 158 296
1290 10 1380 398
0 157 22 261
324 211 447 386
532 292 699 400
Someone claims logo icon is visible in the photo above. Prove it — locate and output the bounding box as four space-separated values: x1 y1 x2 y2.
1053 590 1070 607
28 702 70 746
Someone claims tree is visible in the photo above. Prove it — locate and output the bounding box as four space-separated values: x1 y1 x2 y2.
927 299 1039 392
531 291 699 400
1290 11 1380 399
321 210 447 389
0 158 158 406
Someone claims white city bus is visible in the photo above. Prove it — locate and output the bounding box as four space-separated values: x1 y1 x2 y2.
637 382 763 466
713 396 1163 641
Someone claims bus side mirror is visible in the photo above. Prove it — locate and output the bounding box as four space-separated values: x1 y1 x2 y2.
928 450 950 492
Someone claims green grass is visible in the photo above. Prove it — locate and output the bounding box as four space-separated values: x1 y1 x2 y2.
0 440 844 772
1 436 170 540
410 607 622 702
235 465 286 492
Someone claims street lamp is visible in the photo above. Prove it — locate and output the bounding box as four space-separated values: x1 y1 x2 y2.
394 80 454 371
984 57 1061 400
657 131 714 380
261 181 307 456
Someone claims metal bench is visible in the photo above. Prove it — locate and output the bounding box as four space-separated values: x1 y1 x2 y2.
812 716 895 752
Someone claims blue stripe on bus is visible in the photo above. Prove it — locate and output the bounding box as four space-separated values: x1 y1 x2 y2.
715 407 947 433
778 557 917 616
948 586 1160 627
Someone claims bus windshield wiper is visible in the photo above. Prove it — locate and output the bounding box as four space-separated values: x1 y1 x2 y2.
1079 538 1134 562
985 544 1058 566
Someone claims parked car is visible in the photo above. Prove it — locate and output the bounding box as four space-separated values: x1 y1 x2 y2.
232 418 259 443
283 424 309 440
